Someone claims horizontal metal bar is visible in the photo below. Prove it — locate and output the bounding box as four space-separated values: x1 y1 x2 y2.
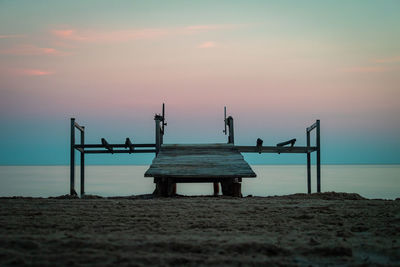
307 122 317 132
84 149 156 154
74 122 85 132
235 146 317 154
74 143 155 149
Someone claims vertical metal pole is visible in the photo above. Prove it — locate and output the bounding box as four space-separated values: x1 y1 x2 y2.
316 120 321 193
161 103 165 145
223 106 227 135
307 130 311 194
80 127 85 196
70 118 75 195
227 117 235 144
155 117 161 155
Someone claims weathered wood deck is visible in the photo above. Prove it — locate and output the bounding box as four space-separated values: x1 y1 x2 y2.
144 144 256 197
144 144 256 179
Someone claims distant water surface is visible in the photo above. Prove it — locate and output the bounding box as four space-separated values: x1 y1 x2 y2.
0 165 398 199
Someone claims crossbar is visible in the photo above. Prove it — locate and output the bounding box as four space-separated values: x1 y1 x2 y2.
236 146 317 153
74 122 85 132
84 149 156 154
307 122 317 132
74 144 155 148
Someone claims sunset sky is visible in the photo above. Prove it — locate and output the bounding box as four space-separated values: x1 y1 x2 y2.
0 0 399 165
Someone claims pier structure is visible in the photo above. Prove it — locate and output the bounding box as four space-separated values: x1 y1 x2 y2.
70 104 321 197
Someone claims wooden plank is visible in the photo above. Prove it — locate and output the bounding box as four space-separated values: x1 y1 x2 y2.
144 144 256 178
160 177 242 183
236 146 317 153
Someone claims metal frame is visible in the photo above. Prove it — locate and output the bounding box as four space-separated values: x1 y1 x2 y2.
307 120 321 193
69 104 166 196
70 104 321 197
70 118 85 196
232 117 321 194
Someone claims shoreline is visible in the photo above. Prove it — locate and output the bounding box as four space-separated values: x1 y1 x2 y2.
1 191 398 201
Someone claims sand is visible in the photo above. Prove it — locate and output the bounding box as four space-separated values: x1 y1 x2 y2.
0 192 399 266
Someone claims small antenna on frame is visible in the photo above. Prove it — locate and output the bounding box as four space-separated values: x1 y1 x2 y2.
223 106 227 135
162 103 167 133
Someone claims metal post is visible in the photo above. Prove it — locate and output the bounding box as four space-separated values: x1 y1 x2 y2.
155 116 161 154
70 118 76 195
227 116 234 144
223 106 227 135
307 130 311 194
316 120 321 193
161 103 165 145
80 127 85 196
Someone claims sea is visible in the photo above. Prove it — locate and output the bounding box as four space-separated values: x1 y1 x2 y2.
0 165 399 199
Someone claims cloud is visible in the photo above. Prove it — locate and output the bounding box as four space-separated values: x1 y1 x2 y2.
52 28 170 43
51 24 240 44
185 24 238 31
374 56 400 63
341 66 387 73
52 29 88 41
0 44 62 55
18 69 54 76
0 34 25 39
198 41 217 48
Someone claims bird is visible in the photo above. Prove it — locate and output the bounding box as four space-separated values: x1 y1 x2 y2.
256 138 263 154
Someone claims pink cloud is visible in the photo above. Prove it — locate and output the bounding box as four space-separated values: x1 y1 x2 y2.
341 66 387 73
375 56 400 63
0 34 25 39
52 28 169 43
0 44 62 55
198 41 217 48
185 24 236 31
19 69 54 76
52 29 88 41
51 24 240 43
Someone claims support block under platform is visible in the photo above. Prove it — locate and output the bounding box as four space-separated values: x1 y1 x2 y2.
221 179 242 197
153 177 242 197
154 178 176 197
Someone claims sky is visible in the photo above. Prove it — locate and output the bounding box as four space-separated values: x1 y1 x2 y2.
0 0 399 165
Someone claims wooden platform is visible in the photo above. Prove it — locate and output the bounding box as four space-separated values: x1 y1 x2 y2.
144 144 256 179
144 144 256 197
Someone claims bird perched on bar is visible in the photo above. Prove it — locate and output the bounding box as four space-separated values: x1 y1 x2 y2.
101 138 114 153
256 138 263 154
125 138 134 153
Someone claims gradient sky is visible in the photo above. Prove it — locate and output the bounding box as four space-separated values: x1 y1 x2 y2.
0 0 399 165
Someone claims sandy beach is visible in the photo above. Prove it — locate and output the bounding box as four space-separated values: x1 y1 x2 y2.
0 192 399 266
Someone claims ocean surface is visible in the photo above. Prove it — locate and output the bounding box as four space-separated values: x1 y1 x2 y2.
0 165 399 199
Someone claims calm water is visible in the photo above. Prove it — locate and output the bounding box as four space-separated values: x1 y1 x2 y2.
0 165 399 199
